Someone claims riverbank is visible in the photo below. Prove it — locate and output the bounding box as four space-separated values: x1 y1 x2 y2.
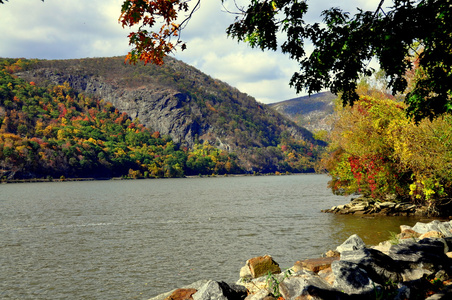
322 196 452 218
151 219 452 300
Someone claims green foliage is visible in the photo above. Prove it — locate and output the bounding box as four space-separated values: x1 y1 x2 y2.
226 0 452 122
265 269 292 298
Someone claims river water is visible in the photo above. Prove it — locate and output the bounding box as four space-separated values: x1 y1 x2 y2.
1 174 426 299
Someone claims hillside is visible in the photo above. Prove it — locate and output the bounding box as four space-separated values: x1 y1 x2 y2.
269 92 337 132
0 58 325 179
17 56 317 148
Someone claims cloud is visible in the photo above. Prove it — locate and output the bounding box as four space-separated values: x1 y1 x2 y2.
0 0 384 104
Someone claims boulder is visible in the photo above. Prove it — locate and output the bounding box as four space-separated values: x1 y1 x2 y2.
164 289 197 300
324 250 340 258
149 280 210 300
331 260 379 295
398 229 422 240
388 238 452 280
371 240 392 255
279 270 336 300
317 267 335 286
246 255 281 279
340 248 403 284
408 220 452 237
243 289 272 300
192 281 247 300
237 276 268 294
419 231 446 240
336 234 366 253
293 257 339 273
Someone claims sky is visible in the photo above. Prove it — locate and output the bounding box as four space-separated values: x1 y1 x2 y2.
0 0 384 104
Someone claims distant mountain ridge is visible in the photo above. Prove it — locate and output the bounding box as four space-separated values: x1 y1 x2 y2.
270 92 337 132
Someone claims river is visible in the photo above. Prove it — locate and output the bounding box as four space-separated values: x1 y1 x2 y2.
0 174 425 299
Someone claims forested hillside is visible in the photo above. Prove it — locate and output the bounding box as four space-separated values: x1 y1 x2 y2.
0 58 325 180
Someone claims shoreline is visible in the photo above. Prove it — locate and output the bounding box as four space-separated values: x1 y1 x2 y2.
0 171 314 184
322 196 452 219
151 219 452 300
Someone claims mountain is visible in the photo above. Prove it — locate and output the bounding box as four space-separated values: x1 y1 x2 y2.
0 57 325 179
17 57 319 148
269 92 337 132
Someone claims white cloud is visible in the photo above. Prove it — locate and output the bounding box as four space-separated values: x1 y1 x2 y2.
0 0 384 103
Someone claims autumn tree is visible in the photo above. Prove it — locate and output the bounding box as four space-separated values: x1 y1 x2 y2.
324 95 452 215
118 0 451 122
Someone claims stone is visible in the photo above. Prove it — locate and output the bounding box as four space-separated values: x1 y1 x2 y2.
247 255 281 279
237 276 268 294
240 265 252 279
371 240 392 255
348 204 367 212
398 229 421 240
378 201 396 208
419 231 446 240
192 281 246 300
324 250 340 258
279 270 335 300
149 280 210 300
244 289 271 300
340 248 403 284
389 238 448 263
389 238 452 280
331 260 379 295
401 266 434 281
336 234 366 253
409 220 452 237
164 289 197 300
317 267 335 286
293 257 339 273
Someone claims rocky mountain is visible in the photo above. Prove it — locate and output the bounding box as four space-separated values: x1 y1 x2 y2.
7 56 325 174
269 92 337 132
17 56 317 150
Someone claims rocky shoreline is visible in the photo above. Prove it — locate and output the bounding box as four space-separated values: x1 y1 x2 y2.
322 197 451 217
150 219 452 300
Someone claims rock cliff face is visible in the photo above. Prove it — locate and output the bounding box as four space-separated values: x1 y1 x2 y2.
18 66 206 148
17 57 317 151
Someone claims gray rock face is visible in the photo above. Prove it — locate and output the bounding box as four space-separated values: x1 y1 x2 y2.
192 281 229 300
20 68 207 148
279 270 335 300
331 260 379 295
340 248 403 284
408 220 452 237
336 234 366 253
193 280 246 300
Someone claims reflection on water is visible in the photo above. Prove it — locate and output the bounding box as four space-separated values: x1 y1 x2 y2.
0 175 436 299
328 214 428 246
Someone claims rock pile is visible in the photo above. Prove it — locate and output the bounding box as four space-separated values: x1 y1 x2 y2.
150 220 452 300
322 197 427 216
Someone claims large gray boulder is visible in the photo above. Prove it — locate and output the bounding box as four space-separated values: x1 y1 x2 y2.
192 280 246 300
279 270 334 300
336 234 366 253
405 220 452 237
340 248 403 284
388 238 452 281
332 260 380 295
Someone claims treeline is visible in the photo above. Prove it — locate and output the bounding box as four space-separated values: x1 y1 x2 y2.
322 95 452 215
0 58 321 180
